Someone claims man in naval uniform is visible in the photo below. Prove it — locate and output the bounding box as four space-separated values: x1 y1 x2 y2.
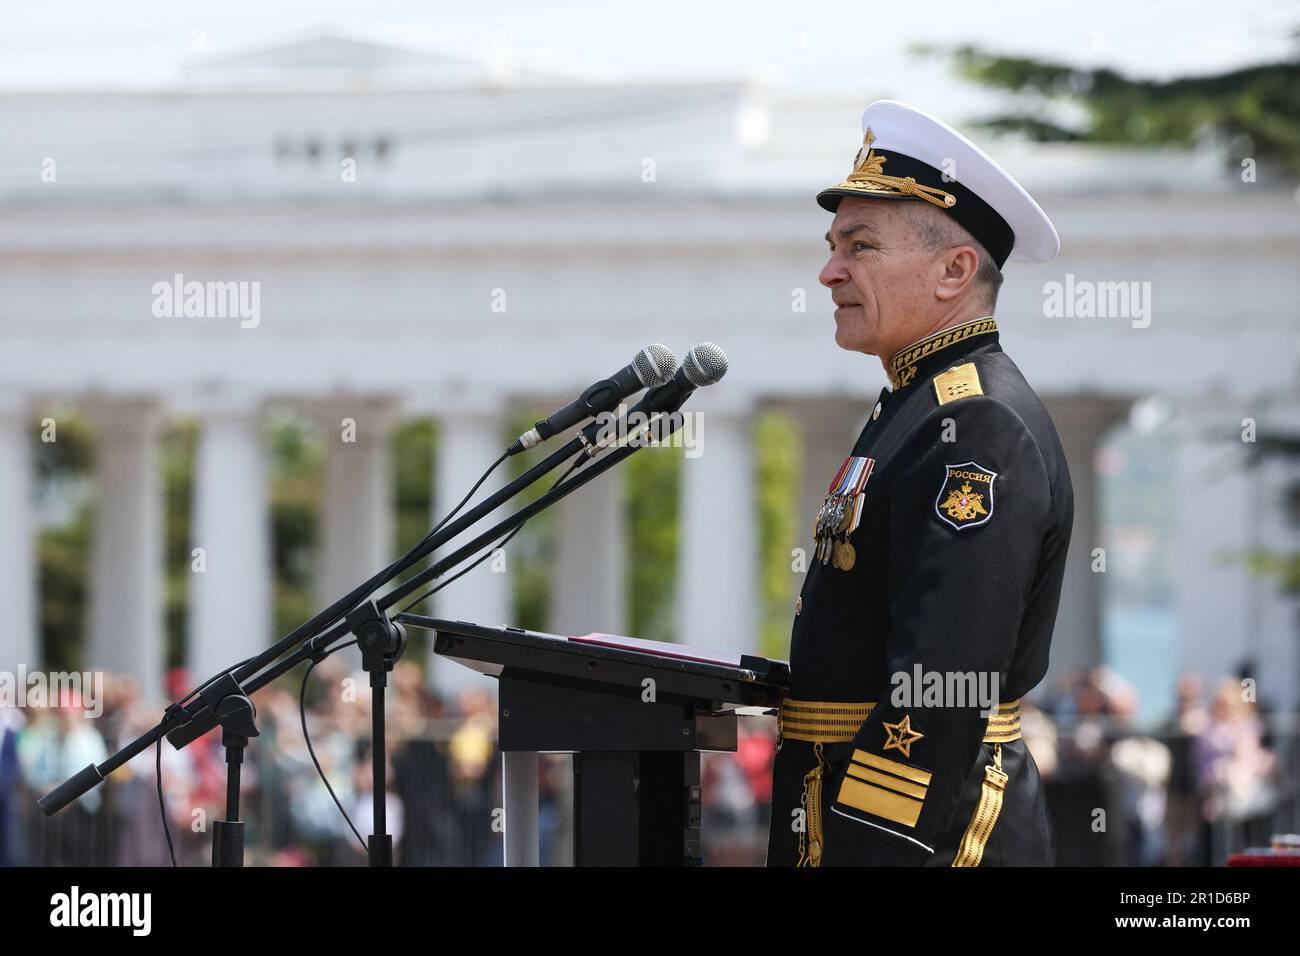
767 100 1074 867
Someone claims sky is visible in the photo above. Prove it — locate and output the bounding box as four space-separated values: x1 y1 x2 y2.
3 0 1296 90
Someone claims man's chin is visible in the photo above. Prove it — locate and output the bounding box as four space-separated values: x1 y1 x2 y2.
833 324 880 357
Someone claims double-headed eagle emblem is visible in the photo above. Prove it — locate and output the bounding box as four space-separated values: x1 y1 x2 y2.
940 481 987 523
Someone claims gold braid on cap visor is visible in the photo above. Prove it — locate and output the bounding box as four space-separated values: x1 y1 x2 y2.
830 128 957 209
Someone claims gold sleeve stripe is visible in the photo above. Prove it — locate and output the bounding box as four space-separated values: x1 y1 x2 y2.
851 749 933 786
778 700 876 743
985 702 1023 742
780 701 875 715
776 699 1021 745
983 726 1022 743
845 764 929 800
837 776 924 828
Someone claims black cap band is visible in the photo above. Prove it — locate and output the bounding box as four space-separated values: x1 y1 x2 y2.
817 148 1015 269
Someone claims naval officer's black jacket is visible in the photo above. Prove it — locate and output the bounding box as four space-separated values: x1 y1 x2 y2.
766 316 1073 866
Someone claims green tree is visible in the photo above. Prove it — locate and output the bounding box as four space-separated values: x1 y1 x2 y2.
929 42 1300 601
33 410 94 673
263 409 324 644
756 412 801 661
919 42 1300 173
626 439 684 645
161 420 197 670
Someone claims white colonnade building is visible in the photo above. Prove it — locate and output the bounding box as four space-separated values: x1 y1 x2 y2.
0 37 1296 711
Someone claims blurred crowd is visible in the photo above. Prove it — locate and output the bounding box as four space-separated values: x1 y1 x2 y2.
1031 665 1295 866
0 662 1293 866
0 660 502 866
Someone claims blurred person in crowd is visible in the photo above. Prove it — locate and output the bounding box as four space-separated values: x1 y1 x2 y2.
1018 700 1058 781
288 660 367 861
17 691 110 864
390 668 457 867
390 660 435 738
98 674 140 753
1108 684 1171 867
1195 678 1277 862
112 700 200 866
537 753 571 866
1040 667 1131 865
734 721 775 820
445 687 499 866
1158 672 1209 866
0 706 25 866
250 685 313 855
448 687 495 784
702 750 759 866
345 743 403 866
1234 659 1276 750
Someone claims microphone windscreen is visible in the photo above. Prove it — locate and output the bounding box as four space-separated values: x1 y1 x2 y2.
682 342 729 388
635 343 678 388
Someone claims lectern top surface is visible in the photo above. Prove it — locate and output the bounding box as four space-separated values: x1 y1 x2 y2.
568 633 742 667
395 615 789 708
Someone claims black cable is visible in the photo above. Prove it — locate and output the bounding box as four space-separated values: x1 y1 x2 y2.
150 655 259 868
299 444 550 844
156 738 177 867
419 450 509 547
396 454 584 616
147 450 512 861
283 448 510 665
298 638 367 853
396 524 526 615
171 451 509 720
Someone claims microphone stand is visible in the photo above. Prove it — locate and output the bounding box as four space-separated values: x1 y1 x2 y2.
236 410 690 865
37 394 692 867
164 379 693 750
170 403 691 730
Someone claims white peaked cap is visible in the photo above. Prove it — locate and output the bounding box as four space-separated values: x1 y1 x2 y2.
818 99 1060 266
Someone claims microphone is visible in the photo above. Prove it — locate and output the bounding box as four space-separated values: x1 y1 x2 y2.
391 367 715 608
509 344 677 455
645 341 729 413
576 342 729 457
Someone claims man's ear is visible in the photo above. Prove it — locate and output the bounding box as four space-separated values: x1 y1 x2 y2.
935 245 980 302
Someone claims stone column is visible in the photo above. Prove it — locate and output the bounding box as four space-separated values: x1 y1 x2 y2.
315 398 397 607
0 396 37 673
1044 396 1130 687
551 464 626 637
86 399 165 702
187 397 272 689
430 403 509 699
676 395 757 658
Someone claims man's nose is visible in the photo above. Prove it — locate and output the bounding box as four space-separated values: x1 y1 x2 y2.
819 255 848 289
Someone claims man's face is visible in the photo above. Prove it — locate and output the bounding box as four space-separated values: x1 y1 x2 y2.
819 198 937 358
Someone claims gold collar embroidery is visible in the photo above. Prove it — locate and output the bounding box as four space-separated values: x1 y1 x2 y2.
887 316 999 390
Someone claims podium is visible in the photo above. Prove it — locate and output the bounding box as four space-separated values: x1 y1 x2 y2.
395 616 789 866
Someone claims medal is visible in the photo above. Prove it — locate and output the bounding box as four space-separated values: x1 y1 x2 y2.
814 455 874 569
834 541 856 571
